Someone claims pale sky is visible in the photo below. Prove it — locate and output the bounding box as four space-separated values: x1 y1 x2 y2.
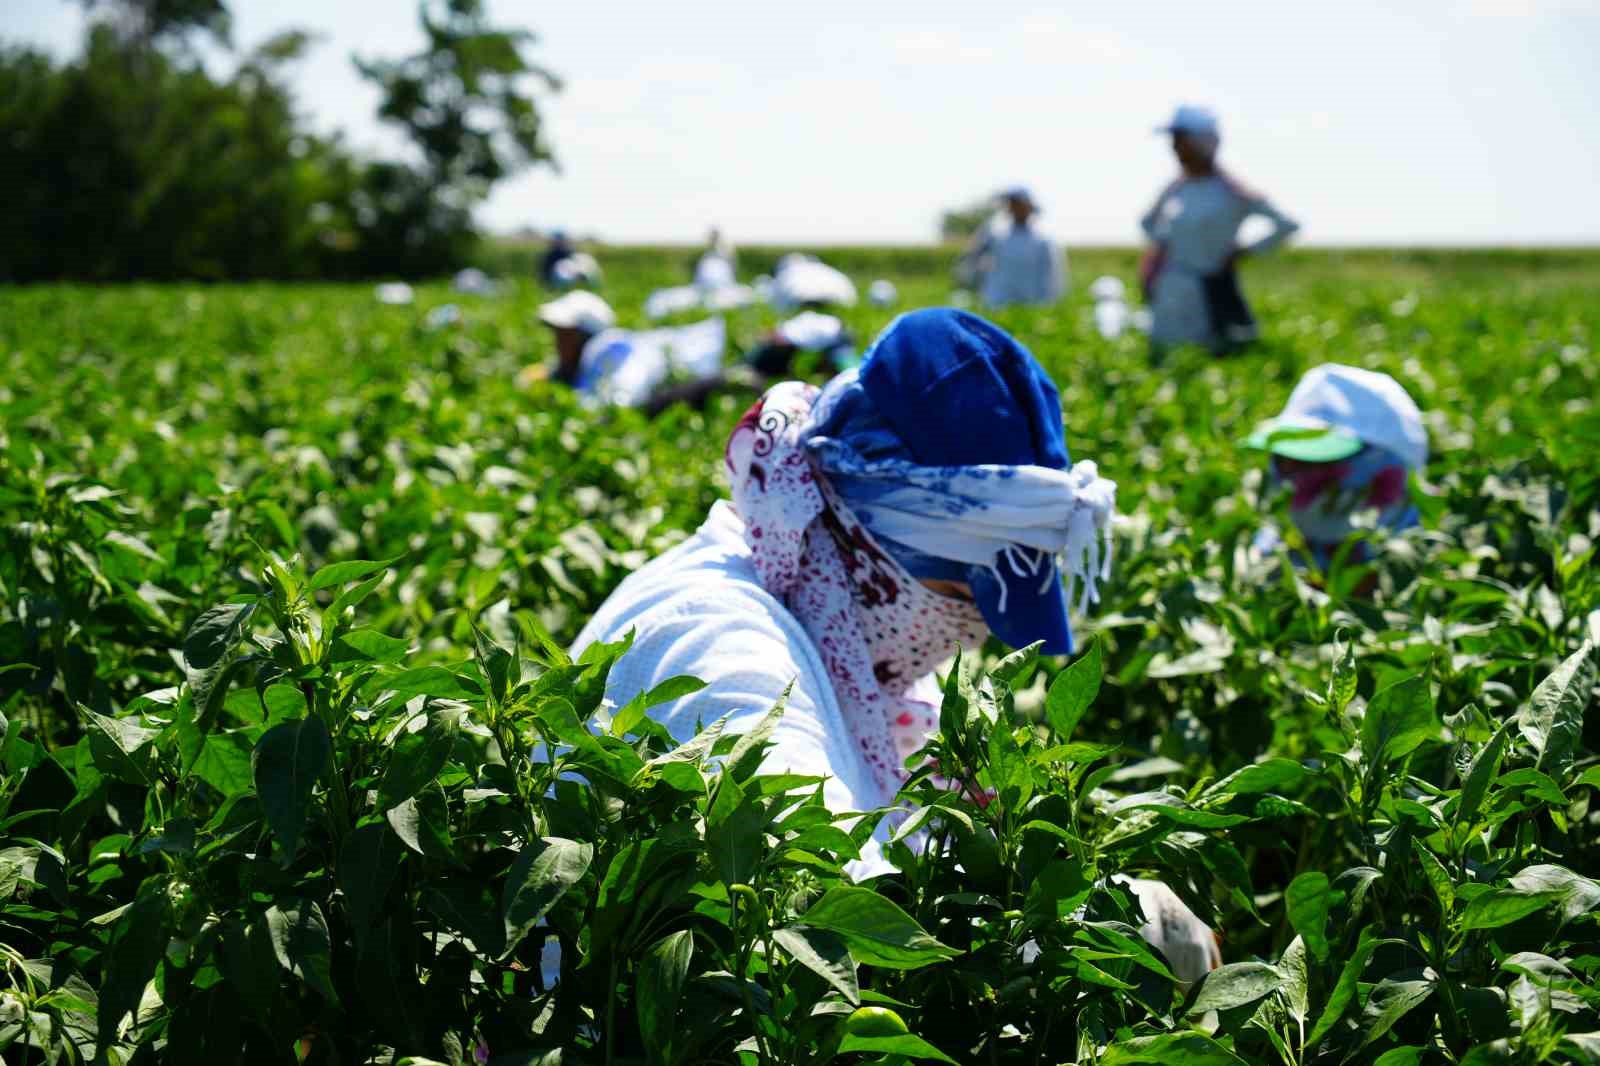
7 1 1600 244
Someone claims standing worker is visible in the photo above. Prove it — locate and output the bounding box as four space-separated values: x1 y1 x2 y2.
1140 106 1299 354
968 187 1067 308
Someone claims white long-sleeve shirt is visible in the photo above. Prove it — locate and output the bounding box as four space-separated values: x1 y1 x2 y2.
978 221 1066 307
1140 174 1298 347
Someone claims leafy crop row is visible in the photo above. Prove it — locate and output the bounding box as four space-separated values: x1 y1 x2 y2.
2 250 1599 1063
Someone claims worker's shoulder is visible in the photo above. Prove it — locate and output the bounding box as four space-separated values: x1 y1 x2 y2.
1216 169 1266 204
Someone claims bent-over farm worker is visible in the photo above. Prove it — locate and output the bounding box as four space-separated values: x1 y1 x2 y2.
1140 106 1299 353
573 308 1220 981
969 186 1066 308
1245 363 1427 572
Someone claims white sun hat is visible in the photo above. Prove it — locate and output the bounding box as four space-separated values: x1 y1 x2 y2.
1245 363 1428 471
538 290 616 335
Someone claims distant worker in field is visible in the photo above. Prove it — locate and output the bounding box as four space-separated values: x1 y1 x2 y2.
694 226 738 289
1140 106 1299 354
572 308 1221 981
962 186 1066 308
524 290 725 411
1245 363 1426 578
539 231 602 289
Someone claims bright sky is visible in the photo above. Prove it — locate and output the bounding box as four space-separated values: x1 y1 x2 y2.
7 1 1600 244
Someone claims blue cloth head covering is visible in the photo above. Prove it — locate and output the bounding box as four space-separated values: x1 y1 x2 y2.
806 309 1093 655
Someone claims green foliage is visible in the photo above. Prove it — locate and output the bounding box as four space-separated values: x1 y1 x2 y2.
1 249 1599 1062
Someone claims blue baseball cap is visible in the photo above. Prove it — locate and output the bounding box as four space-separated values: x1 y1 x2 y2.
858 309 1077 655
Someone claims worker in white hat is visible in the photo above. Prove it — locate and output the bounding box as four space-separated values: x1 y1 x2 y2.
965 186 1066 308
1140 106 1299 354
1244 363 1427 576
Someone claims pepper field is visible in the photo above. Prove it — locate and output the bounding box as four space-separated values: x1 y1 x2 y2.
2 247 1599 1064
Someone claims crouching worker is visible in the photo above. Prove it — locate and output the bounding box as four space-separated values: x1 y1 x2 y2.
522 291 726 412
746 310 858 378
573 308 1220 981
1244 363 1427 583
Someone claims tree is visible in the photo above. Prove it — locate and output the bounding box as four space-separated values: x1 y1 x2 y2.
76 0 232 51
940 197 998 243
351 0 560 271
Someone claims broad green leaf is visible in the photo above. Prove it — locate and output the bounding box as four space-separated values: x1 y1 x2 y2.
183 601 256 671
836 1033 958 1064
610 675 707 738
252 716 332 861
1359 976 1435 1049
502 837 593 956
266 900 339 1003
96 888 168 1047
1045 636 1102 740
1507 864 1600 922
382 666 480 700
1203 757 1311 799
79 707 159 784
1459 888 1562 930
332 627 410 663
386 785 457 861
1414 842 1455 915
1185 961 1283 1017
1307 926 1379 1048
1279 936 1309 1024
339 824 403 944
726 684 790 782
991 640 1043 687
774 925 859 1004
637 929 693 1064
801 886 960 969
1518 640 1597 775
1373 1048 1423 1066
307 557 397 592
377 709 463 810
1285 871 1333 961
1360 675 1436 767
705 776 768 886
1458 721 1512 826
1100 1032 1250 1065
1024 858 1093 926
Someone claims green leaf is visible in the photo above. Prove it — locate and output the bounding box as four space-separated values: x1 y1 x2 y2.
1360 675 1437 767
1359 976 1435 1049
1518 640 1597 775
636 930 693 1064
183 601 256 671
1459 888 1563 930
1413 842 1455 915
1307 925 1379 1048
836 1033 958 1064
386 785 457 861
1045 636 1102 740
332 627 410 663
339 824 403 945
1329 636 1358 716
1458 721 1512 826
1185 961 1283 1017
801 886 960 970
307 557 397 592
706 776 768 886
1202 757 1311 799
1024 859 1093 926
377 709 463 810
725 684 790 782
1101 1032 1250 1065
774 925 859 1004
1285 871 1333 961
252 716 332 861
1373 1048 1423 1066
382 666 480 700
502 837 593 956
79 707 160 784
1507 864 1600 922
266 900 339 1003
610 675 707 738
97 888 168 1047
